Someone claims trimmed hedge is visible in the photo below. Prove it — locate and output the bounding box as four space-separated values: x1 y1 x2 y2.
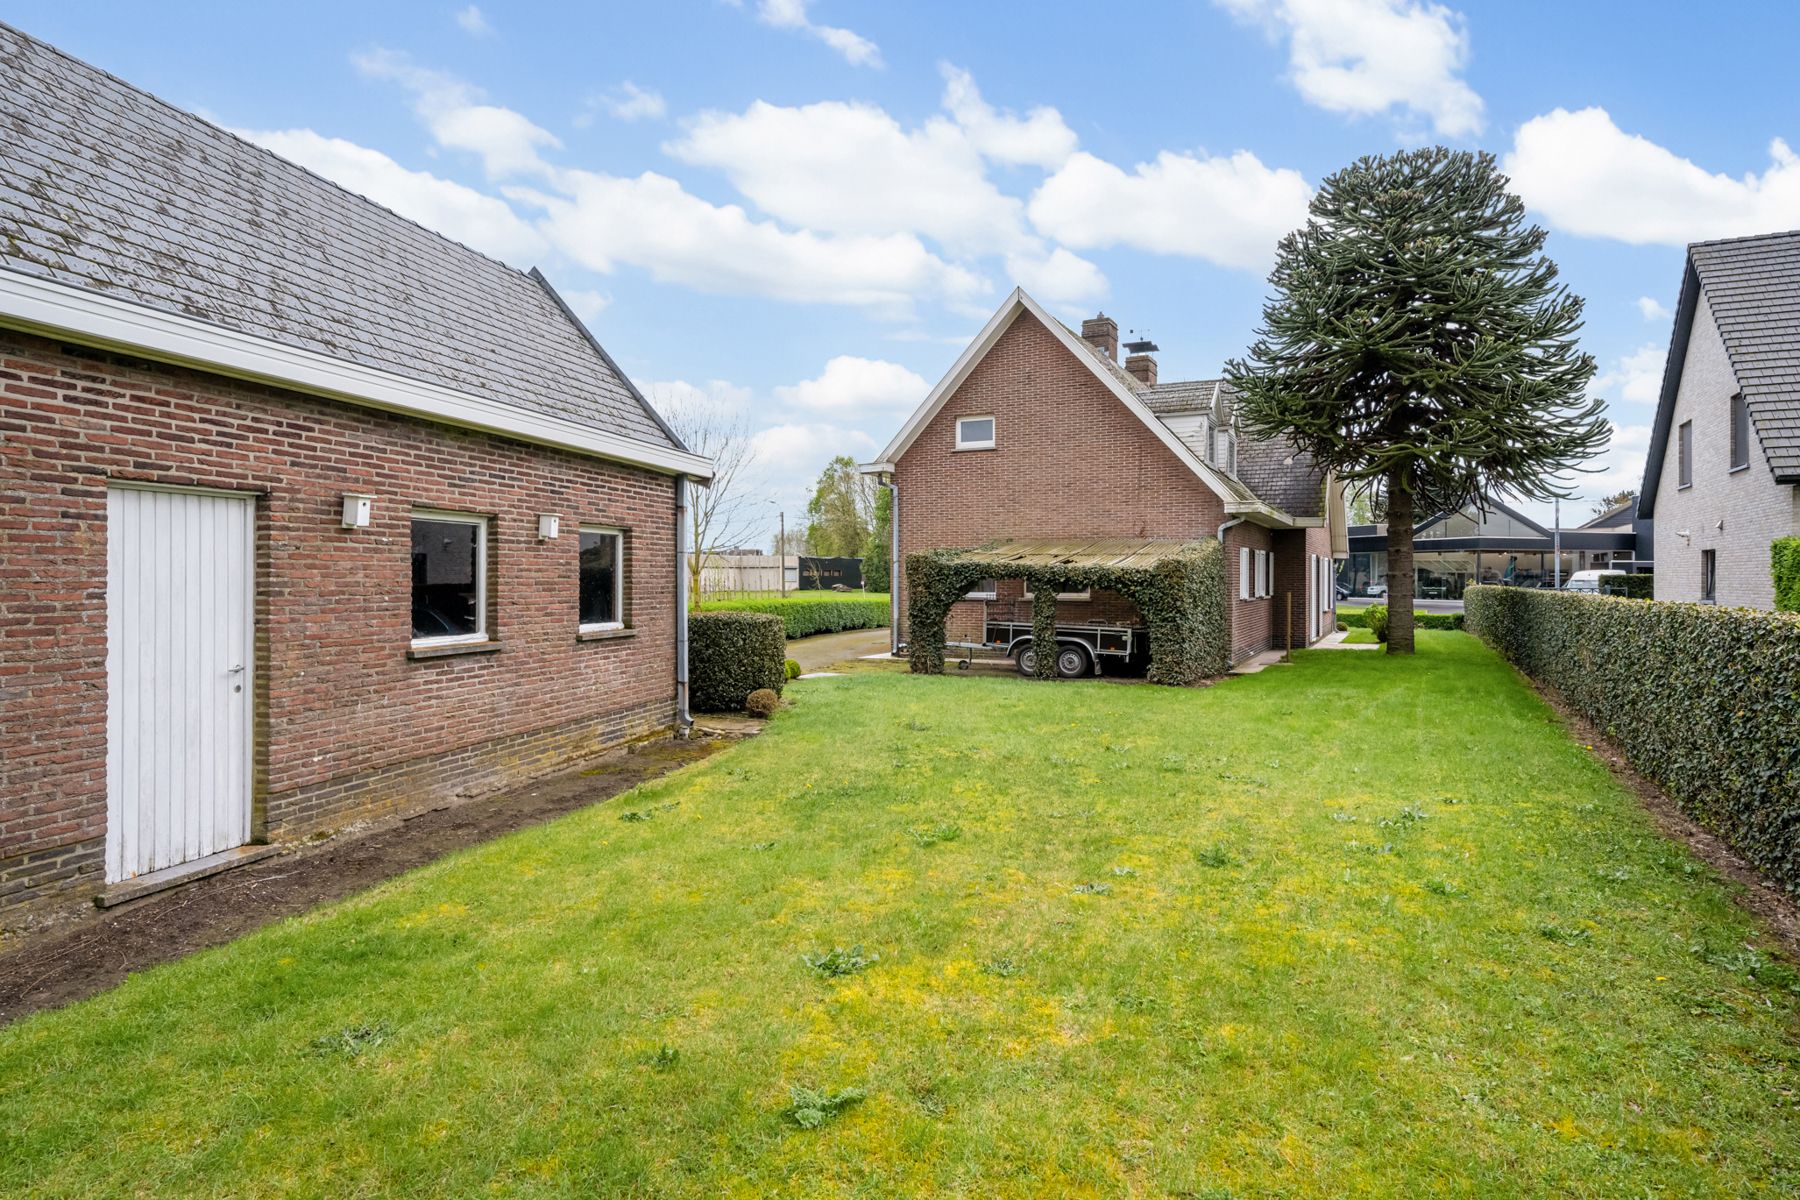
1339 606 1465 631
688 611 786 713
1603 573 1654 600
695 593 890 639
1775 539 1800 613
1465 585 1800 894
905 540 1228 685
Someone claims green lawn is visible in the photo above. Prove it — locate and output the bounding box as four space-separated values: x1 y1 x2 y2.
4 633 1798 1197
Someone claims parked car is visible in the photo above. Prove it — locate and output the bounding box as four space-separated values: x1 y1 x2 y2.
1364 582 1387 598
1562 569 1626 594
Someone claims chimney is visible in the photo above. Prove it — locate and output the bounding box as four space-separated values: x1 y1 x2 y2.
1125 352 1157 386
1081 313 1118 361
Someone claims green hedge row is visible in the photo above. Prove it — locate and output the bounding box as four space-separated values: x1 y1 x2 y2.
1339 607 1464 630
1465 585 1800 894
1603 573 1655 599
1775 539 1800 613
688 611 786 713
695 593 890 639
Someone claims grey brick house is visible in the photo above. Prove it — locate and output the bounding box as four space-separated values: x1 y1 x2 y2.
1640 231 1800 608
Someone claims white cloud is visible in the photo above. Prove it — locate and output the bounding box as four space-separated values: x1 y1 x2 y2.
1506 107 1800 245
1028 149 1312 271
560 288 611 323
236 127 547 264
668 99 1033 255
643 377 756 418
773 356 929 414
586 82 666 124
750 0 881 67
1216 0 1483 137
355 49 560 178
751 421 878 470
1593 343 1667 407
454 5 491 36
1582 420 1652 502
1005 248 1108 307
512 168 987 311
939 64 1077 169
1635 295 1672 321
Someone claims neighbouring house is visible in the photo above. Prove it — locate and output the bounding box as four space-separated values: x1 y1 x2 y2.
1341 498 1652 600
1640 230 1800 608
0 24 712 919
862 290 1345 672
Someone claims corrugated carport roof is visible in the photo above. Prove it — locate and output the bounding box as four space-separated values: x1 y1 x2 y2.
947 538 1207 571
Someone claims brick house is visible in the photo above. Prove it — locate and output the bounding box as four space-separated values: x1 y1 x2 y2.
0 25 712 920
1640 231 1800 609
864 289 1345 670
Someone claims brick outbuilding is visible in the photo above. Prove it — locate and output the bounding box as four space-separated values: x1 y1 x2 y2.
864 290 1345 672
0 25 712 920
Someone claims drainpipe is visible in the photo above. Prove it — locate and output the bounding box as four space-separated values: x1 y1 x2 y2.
886 476 901 656
674 474 693 737
1217 515 1246 663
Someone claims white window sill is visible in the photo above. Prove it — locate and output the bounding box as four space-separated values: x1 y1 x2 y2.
1729 463 1750 474
952 444 996 452
408 637 500 661
578 624 634 642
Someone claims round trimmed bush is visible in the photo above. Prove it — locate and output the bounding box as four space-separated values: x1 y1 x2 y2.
1366 604 1390 643
745 688 780 718
784 658 802 681
689 611 786 713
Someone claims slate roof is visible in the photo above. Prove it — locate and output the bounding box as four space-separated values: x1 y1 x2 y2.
0 22 682 453
1689 232 1800 480
1142 378 1325 517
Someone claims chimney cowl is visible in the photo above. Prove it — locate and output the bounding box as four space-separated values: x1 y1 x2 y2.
1080 313 1119 362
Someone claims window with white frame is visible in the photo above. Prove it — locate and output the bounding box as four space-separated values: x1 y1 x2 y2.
579 526 625 630
955 415 996 450
1239 546 1251 600
411 510 487 644
964 578 997 600
1256 549 1270 598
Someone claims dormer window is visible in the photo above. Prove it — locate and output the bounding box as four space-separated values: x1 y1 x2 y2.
955 415 996 451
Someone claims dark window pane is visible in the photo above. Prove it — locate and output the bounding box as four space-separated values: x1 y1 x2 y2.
411 518 480 639
580 531 620 626
1731 395 1749 469
1678 421 1693 486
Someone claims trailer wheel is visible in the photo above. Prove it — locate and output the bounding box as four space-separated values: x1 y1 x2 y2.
1055 644 1092 679
1014 643 1036 676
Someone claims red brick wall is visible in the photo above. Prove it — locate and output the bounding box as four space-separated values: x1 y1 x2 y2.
895 311 1228 641
0 329 678 918
1225 522 1276 658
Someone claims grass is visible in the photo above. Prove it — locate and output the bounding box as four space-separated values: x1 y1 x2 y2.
3 632 1798 1196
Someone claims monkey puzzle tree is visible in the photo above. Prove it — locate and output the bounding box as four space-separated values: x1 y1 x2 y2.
1227 148 1608 654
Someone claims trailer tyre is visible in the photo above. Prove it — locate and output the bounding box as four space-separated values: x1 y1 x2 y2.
1014 643 1037 676
1055 644 1091 679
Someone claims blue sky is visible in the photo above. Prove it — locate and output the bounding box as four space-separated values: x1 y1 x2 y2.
11 0 1800 538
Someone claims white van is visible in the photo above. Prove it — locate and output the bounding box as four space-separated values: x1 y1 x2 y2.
1562 569 1626 594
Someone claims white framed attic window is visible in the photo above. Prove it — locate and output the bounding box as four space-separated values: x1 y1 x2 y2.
411 510 488 646
955 415 996 451
579 526 625 631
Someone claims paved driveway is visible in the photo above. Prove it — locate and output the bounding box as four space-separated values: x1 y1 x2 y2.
787 627 892 673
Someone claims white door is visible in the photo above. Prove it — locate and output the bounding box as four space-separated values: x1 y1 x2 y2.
106 485 255 882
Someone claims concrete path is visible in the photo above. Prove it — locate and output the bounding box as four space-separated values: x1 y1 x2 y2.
787 627 892 673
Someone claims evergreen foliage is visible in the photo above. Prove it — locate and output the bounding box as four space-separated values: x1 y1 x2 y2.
1228 148 1607 655
695 593 888 639
687 611 786 712
862 484 892 593
803 455 874 557
1774 538 1800 613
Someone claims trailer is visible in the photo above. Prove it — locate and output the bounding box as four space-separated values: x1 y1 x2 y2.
948 615 1147 678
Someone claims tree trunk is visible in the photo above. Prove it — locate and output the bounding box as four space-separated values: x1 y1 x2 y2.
1385 466 1416 655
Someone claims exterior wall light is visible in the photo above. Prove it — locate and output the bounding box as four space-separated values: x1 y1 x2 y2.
341 493 373 528
538 513 561 540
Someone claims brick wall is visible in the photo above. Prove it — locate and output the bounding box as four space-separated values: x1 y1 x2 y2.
0 329 679 919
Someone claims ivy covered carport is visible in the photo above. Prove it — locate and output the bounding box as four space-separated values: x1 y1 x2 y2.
905 538 1228 685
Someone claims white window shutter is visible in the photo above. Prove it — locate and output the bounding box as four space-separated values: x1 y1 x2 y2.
1239 547 1251 600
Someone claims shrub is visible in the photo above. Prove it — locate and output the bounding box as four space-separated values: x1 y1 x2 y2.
784 658 802 681
905 540 1228 685
1339 606 1464 631
1603 573 1655 600
745 688 780 718
1775 539 1800 613
1365 604 1389 643
1465 585 1800 893
695 593 889 639
688 611 786 713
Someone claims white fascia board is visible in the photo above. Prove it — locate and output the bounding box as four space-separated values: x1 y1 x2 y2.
0 269 715 480
858 461 897 475
873 289 1027 465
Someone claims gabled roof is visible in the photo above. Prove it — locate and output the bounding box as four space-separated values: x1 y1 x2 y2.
1580 498 1636 529
1640 230 1800 514
866 288 1312 527
0 22 709 478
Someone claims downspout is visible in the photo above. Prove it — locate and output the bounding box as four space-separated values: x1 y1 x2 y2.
886 476 901 656
1217 516 1246 663
674 474 693 738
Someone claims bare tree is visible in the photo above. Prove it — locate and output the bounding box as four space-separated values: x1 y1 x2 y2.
650 385 758 604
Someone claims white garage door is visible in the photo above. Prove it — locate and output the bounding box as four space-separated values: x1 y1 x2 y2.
105 485 255 883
